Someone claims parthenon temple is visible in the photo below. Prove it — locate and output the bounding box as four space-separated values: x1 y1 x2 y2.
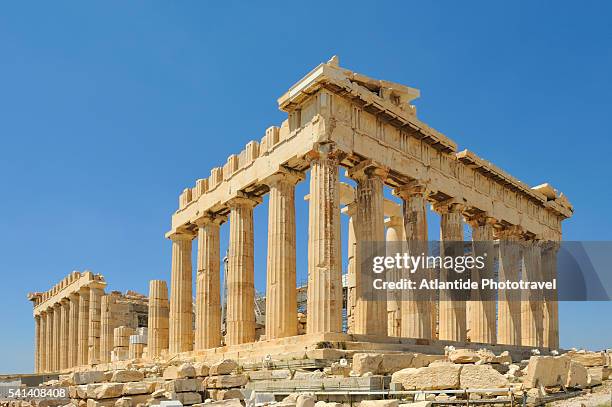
28 57 573 373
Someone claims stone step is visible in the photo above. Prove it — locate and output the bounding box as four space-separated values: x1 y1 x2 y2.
246 376 390 392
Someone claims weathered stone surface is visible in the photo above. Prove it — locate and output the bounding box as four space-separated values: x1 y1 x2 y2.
193 362 210 377
448 349 479 364
163 379 202 393
476 350 512 364
412 354 445 368
327 363 351 377
209 360 238 376
213 389 244 401
248 369 292 381
293 371 325 380
163 363 197 379
72 372 106 385
193 399 242 407
352 353 383 375
566 351 606 367
566 361 588 388
359 401 398 407
205 374 248 389
111 371 144 383
87 383 125 400
459 365 509 389
176 392 202 405
86 398 117 407
122 381 155 396
587 367 603 387
397 365 462 390
380 353 415 374
523 356 570 388
315 402 342 407
296 394 316 407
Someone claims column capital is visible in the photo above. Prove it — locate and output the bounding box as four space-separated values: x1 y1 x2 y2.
52 302 61 310
305 142 342 163
465 212 498 228
395 180 430 199
78 286 90 295
168 231 195 242
263 168 305 187
68 292 79 301
347 160 389 181
432 199 465 214
194 213 226 227
227 194 262 209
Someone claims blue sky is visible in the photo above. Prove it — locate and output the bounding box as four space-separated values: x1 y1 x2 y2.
1 2 611 373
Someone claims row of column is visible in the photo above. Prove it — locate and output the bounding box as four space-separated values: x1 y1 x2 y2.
35 285 106 373
167 144 559 354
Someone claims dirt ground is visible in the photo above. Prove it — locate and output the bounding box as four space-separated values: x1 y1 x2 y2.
549 381 612 407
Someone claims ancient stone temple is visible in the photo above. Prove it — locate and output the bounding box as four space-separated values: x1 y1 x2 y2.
163 56 573 360
27 271 148 373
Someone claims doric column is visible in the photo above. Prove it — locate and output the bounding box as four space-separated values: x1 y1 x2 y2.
385 215 403 337
168 232 194 354
100 294 117 363
68 293 79 368
34 315 41 373
521 240 543 347
348 162 388 336
148 280 169 358
265 171 303 340
306 144 343 334
397 183 432 340
194 215 224 350
59 299 70 370
46 309 54 371
88 285 103 364
345 203 357 334
467 213 497 344
77 287 90 366
226 196 259 346
435 201 467 342
541 241 560 349
39 312 47 372
52 303 61 371
496 226 523 346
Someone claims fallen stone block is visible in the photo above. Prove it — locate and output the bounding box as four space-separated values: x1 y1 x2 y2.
359 401 398 407
352 353 383 375
380 353 415 374
209 360 239 376
87 384 124 400
163 364 197 380
566 351 606 367
159 401 184 407
247 369 292 381
398 365 462 390
193 363 210 377
477 350 512 364
566 361 588 388
296 394 315 407
122 381 156 396
176 392 202 406
412 354 445 368
523 356 570 388
163 379 202 393
85 398 117 407
72 372 106 385
459 365 509 389
192 400 241 407
587 367 603 387
214 389 244 401
111 371 144 383
448 349 479 364
205 374 248 389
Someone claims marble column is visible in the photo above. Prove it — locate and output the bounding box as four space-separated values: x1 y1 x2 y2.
100 294 116 363
168 232 194 354
52 303 61 371
349 163 387 336
59 299 70 370
521 240 543 347
45 310 53 371
68 293 79 368
148 280 169 358
34 315 41 373
385 215 403 337
345 203 357 334
39 312 47 373
77 287 90 366
497 226 523 346
436 202 467 342
397 184 432 340
541 241 560 349
467 214 497 344
306 145 343 334
194 216 223 350
226 196 258 346
88 286 103 364
265 171 302 340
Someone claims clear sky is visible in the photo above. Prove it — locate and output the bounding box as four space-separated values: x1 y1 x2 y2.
1 2 611 374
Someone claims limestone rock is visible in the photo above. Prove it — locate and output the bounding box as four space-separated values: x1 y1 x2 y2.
163 363 196 379
72 372 106 385
163 379 202 393
352 353 383 375
111 370 144 383
587 367 603 387
122 381 155 396
193 362 210 377
114 397 132 407
359 401 398 407
448 349 479 364
296 394 316 407
566 361 588 388
523 356 570 388
87 383 125 400
209 360 239 376
477 350 512 364
412 354 445 368
566 351 606 367
380 353 415 374
193 400 242 407
398 365 462 390
459 365 509 389
177 392 202 405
